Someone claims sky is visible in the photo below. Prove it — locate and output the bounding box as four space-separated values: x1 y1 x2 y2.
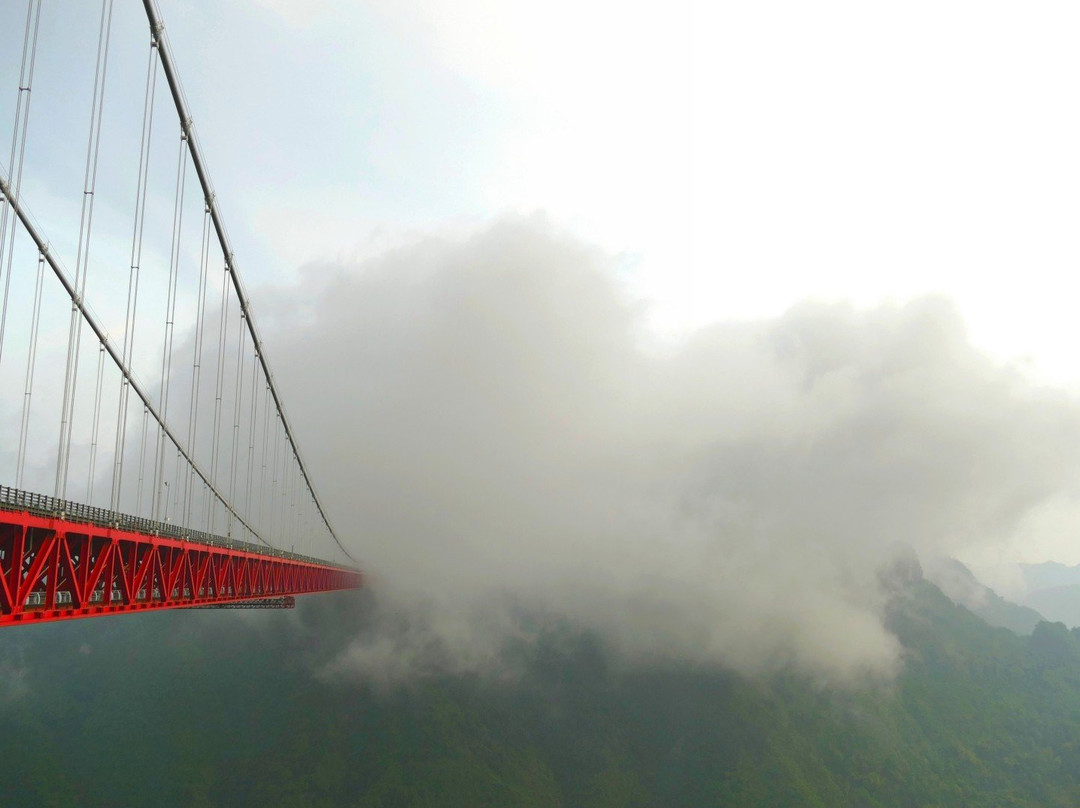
162 0 1080 382
5 0 1080 374
4 0 1080 681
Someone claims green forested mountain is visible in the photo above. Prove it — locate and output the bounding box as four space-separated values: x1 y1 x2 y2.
926 557 1046 635
3 580 1080 807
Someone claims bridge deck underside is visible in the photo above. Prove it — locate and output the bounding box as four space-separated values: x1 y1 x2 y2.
0 509 361 626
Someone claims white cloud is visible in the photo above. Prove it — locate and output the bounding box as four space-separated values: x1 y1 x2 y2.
260 216 1080 683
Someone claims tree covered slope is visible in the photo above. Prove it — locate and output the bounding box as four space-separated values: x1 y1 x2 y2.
2 584 1080 806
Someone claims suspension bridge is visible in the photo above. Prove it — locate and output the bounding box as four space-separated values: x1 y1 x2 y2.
0 0 362 625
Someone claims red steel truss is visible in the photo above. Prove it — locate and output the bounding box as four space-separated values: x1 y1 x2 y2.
0 508 361 626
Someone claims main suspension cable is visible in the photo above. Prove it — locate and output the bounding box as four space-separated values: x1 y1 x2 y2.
0 173 268 545
142 0 355 562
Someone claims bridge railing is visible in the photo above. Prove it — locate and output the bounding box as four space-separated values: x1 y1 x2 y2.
0 484 343 570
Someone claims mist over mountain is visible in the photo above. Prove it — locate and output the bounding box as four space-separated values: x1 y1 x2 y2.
1026 586 1080 628
925 557 1046 635
1021 561 1080 592
245 215 1080 684
4 579 1080 806
1018 562 1080 627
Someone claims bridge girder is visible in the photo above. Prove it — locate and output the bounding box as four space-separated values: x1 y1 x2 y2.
0 508 360 626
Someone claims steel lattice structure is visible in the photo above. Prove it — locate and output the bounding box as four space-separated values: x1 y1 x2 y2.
0 507 359 626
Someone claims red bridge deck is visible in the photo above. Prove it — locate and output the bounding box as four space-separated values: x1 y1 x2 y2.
0 506 361 626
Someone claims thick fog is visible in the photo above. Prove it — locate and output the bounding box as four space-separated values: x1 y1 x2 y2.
256 215 1080 684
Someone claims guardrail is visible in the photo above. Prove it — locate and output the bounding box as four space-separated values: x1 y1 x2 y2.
0 484 348 570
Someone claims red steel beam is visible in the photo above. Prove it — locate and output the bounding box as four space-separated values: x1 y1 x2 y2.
0 508 361 626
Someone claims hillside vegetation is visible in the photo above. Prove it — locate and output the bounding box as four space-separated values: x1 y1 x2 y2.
3 583 1080 806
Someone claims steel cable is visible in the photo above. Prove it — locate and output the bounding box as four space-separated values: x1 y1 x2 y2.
85 343 106 504
183 205 212 527
143 0 355 563
56 0 116 499
208 263 230 533
152 134 187 521
15 251 45 489
0 175 271 546
0 0 42 374
111 38 159 511
245 348 259 522
226 316 246 537
258 383 271 534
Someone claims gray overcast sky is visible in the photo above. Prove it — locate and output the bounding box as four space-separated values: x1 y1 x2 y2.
7 0 1078 379
169 0 1080 385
